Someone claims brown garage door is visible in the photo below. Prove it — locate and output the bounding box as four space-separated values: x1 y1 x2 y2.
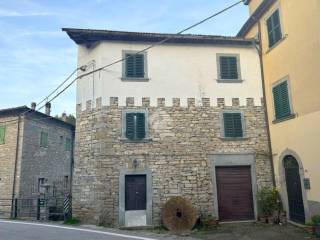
216 166 254 221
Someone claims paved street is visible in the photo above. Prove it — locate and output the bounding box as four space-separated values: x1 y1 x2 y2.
0 220 157 240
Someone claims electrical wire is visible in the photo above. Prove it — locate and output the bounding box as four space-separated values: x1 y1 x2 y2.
38 0 244 109
1 0 244 125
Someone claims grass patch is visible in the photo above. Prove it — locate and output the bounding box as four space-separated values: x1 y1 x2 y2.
63 217 80 225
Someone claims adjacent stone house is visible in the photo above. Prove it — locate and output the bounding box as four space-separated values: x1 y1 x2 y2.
64 28 274 226
0 105 74 218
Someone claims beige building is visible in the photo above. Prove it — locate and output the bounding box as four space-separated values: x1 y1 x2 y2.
238 0 320 223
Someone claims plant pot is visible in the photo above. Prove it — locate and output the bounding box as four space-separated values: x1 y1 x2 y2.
305 225 315 235
315 224 320 237
208 219 219 226
267 216 274 224
259 216 267 223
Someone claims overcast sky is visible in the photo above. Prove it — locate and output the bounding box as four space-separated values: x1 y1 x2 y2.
0 0 249 116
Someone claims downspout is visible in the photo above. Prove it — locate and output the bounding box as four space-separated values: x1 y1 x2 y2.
255 20 276 187
11 115 21 217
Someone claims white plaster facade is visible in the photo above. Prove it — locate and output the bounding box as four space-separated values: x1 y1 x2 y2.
76 42 263 108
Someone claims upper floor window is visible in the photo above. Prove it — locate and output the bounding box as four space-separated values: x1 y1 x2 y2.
222 112 244 138
266 9 282 48
123 111 147 141
217 54 241 82
65 137 72 151
272 79 292 120
122 51 148 80
0 126 5 145
40 131 48 147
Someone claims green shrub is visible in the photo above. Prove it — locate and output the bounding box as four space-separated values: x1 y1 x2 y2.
64 217 80 225
311 215 320 225
257 187 280 216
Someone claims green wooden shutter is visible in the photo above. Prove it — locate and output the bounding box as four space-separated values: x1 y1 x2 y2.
136 113 146 139
273 81 291 119
223 113 243 138
0 126 6 144
40 132 48 147
65 138 72 151
125 53 144 78
220 56 238 79
125 54 135 78
134 54 144 78
267 9 282 48
125 113 135 140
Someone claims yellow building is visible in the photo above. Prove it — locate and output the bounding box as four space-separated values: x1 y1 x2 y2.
238 0 320 224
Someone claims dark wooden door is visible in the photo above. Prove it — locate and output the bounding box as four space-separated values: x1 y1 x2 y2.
125 175 146 211
284 155 305 223
216 166 254 221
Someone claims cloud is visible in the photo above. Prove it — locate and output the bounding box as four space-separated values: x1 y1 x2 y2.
0 8 54 17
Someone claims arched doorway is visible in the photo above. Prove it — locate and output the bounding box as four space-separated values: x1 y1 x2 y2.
283 155 305 223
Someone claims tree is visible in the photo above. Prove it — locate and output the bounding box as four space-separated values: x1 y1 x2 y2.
55 113 76 126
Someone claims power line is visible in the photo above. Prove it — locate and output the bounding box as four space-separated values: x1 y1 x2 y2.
0 68 80 125
1 0 244 125
39 0 244 108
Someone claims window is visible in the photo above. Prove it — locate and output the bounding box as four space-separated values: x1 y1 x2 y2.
222 112 244 138
64 176 69 189
122 51 147 80
272 80 292 120
0 126 5 144
266 9 282 48
40 131 48 147
124 112 146 140
65 138 72 151
217 54 241 81
38 178 45 192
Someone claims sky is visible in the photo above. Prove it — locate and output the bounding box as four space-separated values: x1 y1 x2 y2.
0 0 249 116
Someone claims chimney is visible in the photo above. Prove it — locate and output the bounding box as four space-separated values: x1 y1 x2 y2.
45 102 51 116
62 112 67 122
31 102 36 110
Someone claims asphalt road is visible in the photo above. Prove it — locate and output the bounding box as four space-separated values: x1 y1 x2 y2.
0 220 157 240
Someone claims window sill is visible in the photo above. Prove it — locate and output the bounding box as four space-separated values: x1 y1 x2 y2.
272 113 296 124
266 34 287 54
216 79 244 83
121 77 149 82
120 138 152 143
219 137 249 141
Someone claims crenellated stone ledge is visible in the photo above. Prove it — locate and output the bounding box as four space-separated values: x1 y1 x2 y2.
76 97 264 113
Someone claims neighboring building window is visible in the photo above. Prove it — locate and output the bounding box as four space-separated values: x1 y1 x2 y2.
222 112 244 138
217 54 241 81
40 131 48 147
38 178 45 192
125 112 146 140
64 176 69 189
122 51 147 79
65 138 72 151
0 126 5 144
272 80 292 120
266 9 282 48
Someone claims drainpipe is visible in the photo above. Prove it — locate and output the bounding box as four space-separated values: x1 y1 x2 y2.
11 115 21 217
255 20 276 187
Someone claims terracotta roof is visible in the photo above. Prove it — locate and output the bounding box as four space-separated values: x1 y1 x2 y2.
237 0 276 37
62 28 256 47
0 106 75 129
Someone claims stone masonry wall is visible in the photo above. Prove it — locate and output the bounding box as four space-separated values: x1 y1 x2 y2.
0 116 22 217
73 97 273 226
18 117 74 198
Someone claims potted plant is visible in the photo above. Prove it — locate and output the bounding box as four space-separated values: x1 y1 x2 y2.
257 187 279 224
312 215 320 237
305 221 315 235
202 214 219 228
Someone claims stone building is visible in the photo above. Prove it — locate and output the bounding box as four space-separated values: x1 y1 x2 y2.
0 105 74 217
64 28 274 226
